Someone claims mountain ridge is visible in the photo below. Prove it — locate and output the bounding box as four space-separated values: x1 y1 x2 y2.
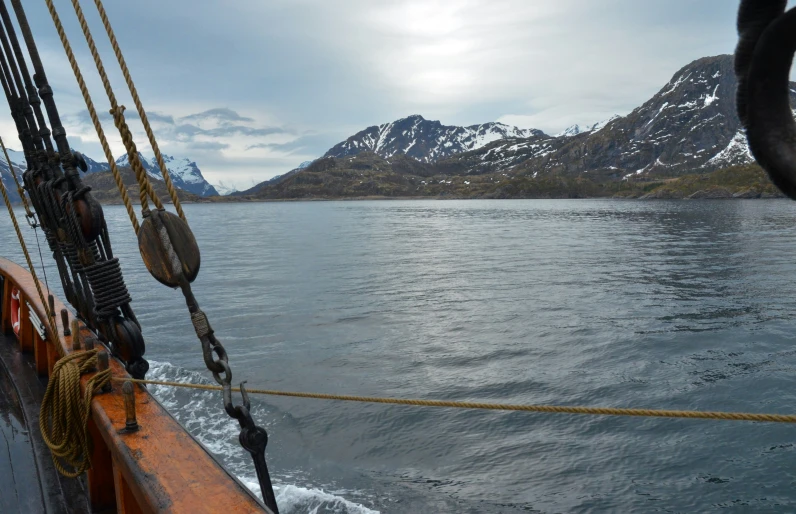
324 114 544 163
0 150 218 201
245 54 792 200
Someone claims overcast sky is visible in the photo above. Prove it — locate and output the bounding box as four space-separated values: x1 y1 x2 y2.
3 0 792 189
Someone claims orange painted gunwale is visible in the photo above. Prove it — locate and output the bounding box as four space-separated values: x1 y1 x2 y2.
0 256 271 513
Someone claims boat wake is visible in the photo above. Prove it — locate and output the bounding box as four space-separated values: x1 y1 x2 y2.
147 360 379 514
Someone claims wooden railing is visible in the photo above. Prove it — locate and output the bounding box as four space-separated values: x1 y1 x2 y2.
0 256 271 514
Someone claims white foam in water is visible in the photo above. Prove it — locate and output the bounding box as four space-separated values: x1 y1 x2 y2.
276 485 380 514
148 361 379 513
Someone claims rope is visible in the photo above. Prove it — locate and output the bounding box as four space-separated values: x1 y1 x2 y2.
89 0 185 221
0 135 32 219
0 138 57 340
109 104 165 214
41 0 140 232
117 378 796 424
40 349 111 477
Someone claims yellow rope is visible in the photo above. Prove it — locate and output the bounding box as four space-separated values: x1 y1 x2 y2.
0 136 34 220
41 0 139 233
40 349 111 477
117 378 796 424
0 140 58 341
108 104 165 214
59 0 164 214
89 0 186 221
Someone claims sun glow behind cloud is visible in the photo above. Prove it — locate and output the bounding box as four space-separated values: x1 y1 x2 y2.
2 0 791 188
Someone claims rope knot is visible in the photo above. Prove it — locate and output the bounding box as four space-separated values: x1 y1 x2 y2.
109 104 126 122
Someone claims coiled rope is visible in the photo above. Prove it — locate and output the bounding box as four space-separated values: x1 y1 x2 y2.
116 378 796 424
40 349 111 477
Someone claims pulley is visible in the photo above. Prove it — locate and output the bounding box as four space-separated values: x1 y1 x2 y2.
137 209 200 287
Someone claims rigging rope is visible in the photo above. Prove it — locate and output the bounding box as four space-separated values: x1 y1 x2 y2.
41 0 143 231
0 135 57 338
117 378 796 424
40 349 111 477
60 0 162 215
88 0 185 221
0 133 33 222
51 3 278 505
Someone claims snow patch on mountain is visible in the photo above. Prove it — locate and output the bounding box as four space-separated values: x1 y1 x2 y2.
590 115 621 133
706 131 753 167
116 153 218 196
556 124 585 137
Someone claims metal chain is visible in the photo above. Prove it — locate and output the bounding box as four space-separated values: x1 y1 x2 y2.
28 0 279 508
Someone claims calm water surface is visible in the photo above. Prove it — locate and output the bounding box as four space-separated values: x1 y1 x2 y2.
3 199 796 513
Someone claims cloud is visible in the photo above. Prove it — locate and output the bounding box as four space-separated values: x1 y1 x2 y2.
181 108 254 124
57 106 315 188
6 0 793 186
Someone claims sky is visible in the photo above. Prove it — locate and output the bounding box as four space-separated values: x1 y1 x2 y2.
1 0 792 190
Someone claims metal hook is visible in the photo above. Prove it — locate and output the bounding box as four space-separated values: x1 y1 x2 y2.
239 380 251 412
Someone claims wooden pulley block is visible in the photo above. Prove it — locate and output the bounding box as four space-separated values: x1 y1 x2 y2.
138 209 200 287
110 316 145 362
72 193 103 242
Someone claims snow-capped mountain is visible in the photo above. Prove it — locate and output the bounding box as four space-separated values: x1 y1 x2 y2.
324 114 544 162
556 117 621 138
212 181 238 196
0 151 25 202
463 54 795 179
0 149 219 201
0 148 109 202
556 124 586 138
115 153 218 197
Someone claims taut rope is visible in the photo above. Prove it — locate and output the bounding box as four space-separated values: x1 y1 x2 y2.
118 378 796 424
88 0 185 221
0 135 57 338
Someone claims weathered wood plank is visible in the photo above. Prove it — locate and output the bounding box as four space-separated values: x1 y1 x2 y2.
87 417 116 510
33 330 48 376
18 292 31 352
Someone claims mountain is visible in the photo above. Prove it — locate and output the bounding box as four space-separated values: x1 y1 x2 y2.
0 149 219 201
115 153 218 197
0 151 25 202
556 124 587 137
324 114 543 162
212 182 238 196
408 54 795 181
80 166 203 204
470 55 796 180
245 54 791 200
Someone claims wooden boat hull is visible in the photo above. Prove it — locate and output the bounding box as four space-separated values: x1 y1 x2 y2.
0 256 272 513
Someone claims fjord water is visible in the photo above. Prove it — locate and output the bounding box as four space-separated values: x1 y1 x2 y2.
4 199 796 513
